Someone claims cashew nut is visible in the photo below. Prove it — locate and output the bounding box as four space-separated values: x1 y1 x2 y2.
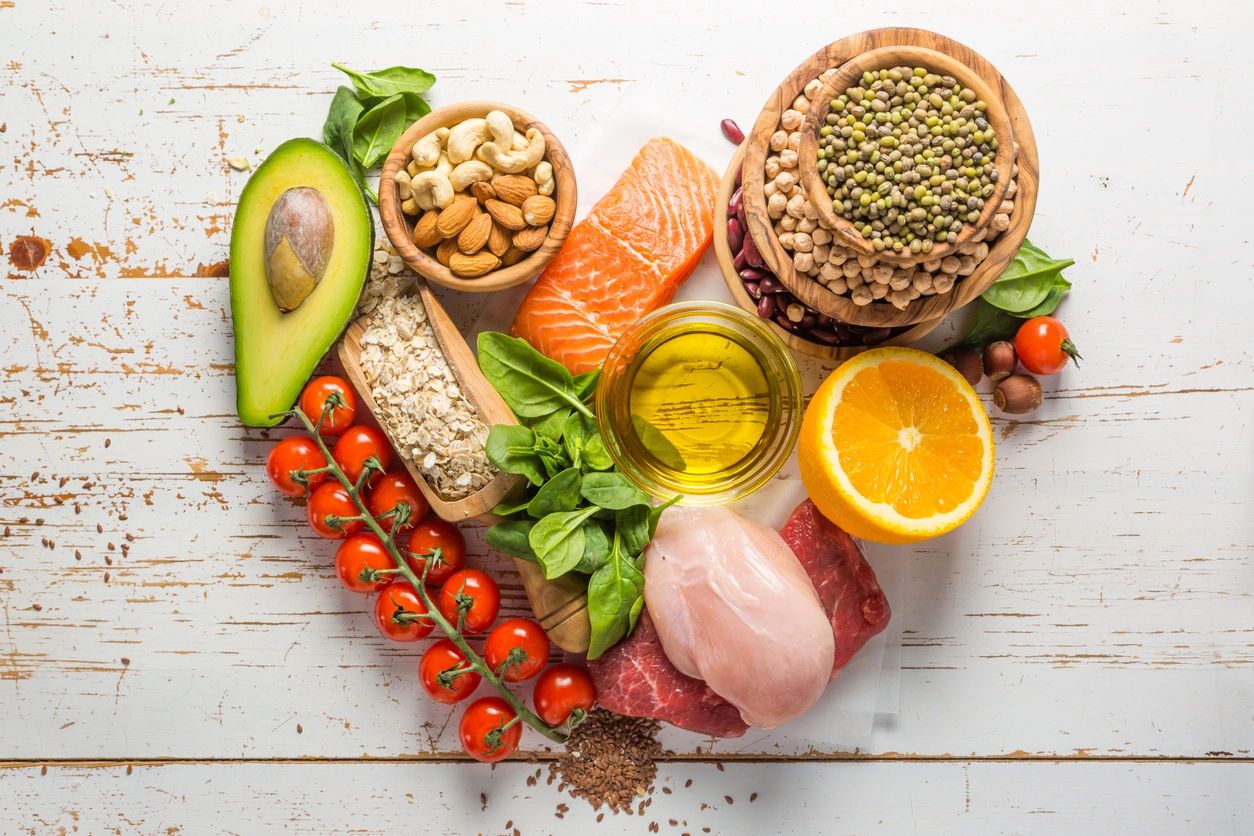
476 127 545 174
511 131 528 151
447 118 490 164
410 170 455 211
532 161 554 197
395 168 413 201
411 127 449 167
449 160 493 192
485 110 514 147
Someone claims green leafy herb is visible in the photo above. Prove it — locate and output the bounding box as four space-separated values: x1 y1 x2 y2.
616 495 679 556
322 86 363 161
955 300 1022 350
530 407 572 439
980 240 1075 314
582 431 614 472
527 466 583 517
1017 273 1072 318
574 520 612 574
352 93 406 170
529 507 599 579
485 425 547 487
491 497 531 518
485 519 537 561
631 415 686 471
586 532 646 660
580 472 650 511
477 332 594 419
332 63 436 100
572 368 601 401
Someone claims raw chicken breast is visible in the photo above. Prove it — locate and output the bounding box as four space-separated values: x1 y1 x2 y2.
642 506 835 729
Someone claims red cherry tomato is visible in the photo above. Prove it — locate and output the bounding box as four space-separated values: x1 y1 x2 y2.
419 638 481 704
334 533 392 593
436 569 500 634
459 696 521 763
405 518 466 586
484 618 550 682
307 482 363 539
368 470 429 532
299 375 358 436
532 663 596 726
372 582 434 642
266 436 327 497
1014 316 1082 376
332 425 393 488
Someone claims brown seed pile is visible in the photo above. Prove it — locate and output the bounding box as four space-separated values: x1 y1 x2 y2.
549 710 663 813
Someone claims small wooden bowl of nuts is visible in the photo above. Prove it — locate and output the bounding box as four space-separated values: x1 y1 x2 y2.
379 101 577 292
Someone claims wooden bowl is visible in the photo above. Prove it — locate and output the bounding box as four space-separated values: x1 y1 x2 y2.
742 28 1039 328
797 45 1015 268
378 101 577 293
715 142 939 360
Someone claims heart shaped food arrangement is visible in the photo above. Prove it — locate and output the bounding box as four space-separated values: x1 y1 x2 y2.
228 31 1081 810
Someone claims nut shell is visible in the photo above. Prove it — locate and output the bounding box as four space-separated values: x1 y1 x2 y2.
993 374 1043 414
984 341 1018 382
944 349 983 386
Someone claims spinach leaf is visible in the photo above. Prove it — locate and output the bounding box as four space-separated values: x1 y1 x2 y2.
581 472 650 510
485 424 546 487
532 434 572 480
1017 274 1072 318
582 430 614 472
485 520 537 562
586 532 646 660
981 239 1076 314
615 495 679 556
631 415 686 471
477 332 593 419
529 507 598 579
529 407 571 440
352 93 405 170
572 368 601 401
574 520 611 574
491 497 531 518
399 92 431 124
322 86 363 162
955 299 1022 350
562 411 599 469
527 466 582 517
332 63 436 100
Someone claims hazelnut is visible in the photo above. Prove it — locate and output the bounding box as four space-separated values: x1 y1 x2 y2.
994 374 1043 414
983 341 1017 382
944 349 983 386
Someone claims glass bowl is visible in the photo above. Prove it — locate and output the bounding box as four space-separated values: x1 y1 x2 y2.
595 301 802 506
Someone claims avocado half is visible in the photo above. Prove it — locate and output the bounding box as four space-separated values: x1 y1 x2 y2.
230 138 373 427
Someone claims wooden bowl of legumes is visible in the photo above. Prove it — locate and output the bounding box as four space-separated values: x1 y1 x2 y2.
742 28 1038 328
379 101 577 292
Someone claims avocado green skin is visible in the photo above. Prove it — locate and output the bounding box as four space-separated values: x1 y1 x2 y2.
230 138 373 427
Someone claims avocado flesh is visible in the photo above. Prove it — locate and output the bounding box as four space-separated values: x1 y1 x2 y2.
230 138 373 427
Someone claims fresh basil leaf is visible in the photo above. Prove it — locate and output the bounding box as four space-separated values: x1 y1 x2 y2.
1017 274 1072 318
352 93 405 169
485 424 546 486
581 471 650 510
573 368 601 401
529 407 571 440
485 520 537 562
630 415 686 471
981 239 1076 314
332 63 436 100
586 532 646 660
528 507 598 579
477 332 593 419
491 497 532 518
574 520 611 574
955 299 1021 351
527 466 583 517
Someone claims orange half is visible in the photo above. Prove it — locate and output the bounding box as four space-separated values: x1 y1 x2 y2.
798 348 994 544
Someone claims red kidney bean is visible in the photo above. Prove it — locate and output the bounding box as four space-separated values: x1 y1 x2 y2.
742 235 764 269
862 327 893 345
799 313 817 329
739 268 768 282
806 328 841 345
721 118 746 145
759 276 783 294
756 295 776 319
816 315 833 328
728 187 743 220
744 281 761 300
727 218 744 254
733 248 747 271
774 313 799 332
735 200 747 230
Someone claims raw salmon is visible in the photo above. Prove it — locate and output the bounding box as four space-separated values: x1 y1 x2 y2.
510 137 718 373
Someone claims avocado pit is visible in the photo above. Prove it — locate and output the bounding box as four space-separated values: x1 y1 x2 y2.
264 187 335 311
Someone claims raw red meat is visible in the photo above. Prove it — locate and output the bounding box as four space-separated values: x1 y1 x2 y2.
780 500 891 677
586 610 749 738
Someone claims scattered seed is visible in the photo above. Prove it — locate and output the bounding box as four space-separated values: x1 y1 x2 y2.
296 724 303 734
720 118 745 145
227 156 251 172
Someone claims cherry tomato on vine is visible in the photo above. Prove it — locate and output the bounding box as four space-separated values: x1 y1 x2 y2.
307 482 363 539
332 425 393 487
484 618 549 682
405 518 466 586
419 638 481 704
368 471 429 532
532 663 596 726
1014 316 1082 376
266 436 327 497
299 376 358 436
334 533 392 593
372 581 434 642
436 569 500 634
459 696 521 763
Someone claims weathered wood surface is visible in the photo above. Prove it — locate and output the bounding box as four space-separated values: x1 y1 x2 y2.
0 0 1251 830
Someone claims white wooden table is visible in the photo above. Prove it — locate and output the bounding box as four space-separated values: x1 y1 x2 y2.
2 1 1251 832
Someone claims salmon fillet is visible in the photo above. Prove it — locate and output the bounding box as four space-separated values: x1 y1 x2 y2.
510 137 718 373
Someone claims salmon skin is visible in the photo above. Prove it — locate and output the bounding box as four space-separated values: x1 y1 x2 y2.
510 137 718 374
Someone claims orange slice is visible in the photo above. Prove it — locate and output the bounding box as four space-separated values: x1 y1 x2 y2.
798 347 994 544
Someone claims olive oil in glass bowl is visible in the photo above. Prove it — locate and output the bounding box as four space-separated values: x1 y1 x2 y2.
596 302 803 505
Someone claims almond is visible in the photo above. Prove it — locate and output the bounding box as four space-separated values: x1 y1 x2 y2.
485 199 526 231
492 174 537 207
487 222 512 257
470 180 496 204
500 246 527 267
449 250 501 277
434 195 477 238
521 194 556 227
458 213 492 254
435 238 459 266
512 225 548 252
412 210 442 248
